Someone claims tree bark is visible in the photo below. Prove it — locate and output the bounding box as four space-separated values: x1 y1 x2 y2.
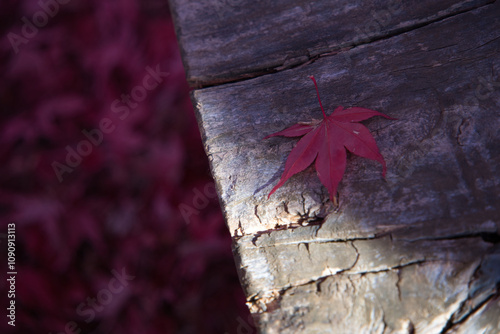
170 0 500 332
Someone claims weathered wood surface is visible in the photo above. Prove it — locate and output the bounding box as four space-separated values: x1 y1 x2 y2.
170 0 500 333
170 0 494 86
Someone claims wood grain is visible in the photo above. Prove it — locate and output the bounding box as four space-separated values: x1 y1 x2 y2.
190 3 500 333
169 0 500 332
170 0 493 87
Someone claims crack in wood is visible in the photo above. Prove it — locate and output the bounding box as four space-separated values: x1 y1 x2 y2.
254 204 263 225
335 241 360 275
248 258 427 312
247 232 376 249
350 259 427 277
396 268 403 302
439 291 499 334
437 254 500 333
248 218 326 247
402 231 500 243
243 228 497 250
188 0 497 88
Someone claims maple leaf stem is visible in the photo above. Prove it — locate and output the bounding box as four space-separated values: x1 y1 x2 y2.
309 75 327 120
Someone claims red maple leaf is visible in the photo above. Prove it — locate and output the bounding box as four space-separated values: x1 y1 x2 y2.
265 76 395 204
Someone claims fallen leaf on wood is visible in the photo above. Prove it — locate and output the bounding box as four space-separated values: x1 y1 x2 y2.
265 76 396 204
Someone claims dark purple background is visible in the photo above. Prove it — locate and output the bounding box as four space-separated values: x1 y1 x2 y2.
0 0 254 333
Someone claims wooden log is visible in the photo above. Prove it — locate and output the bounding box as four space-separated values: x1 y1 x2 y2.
170 0 494 87
170 0 500 332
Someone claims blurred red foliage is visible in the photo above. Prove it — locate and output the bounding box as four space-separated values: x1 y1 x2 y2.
0 0 254 333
